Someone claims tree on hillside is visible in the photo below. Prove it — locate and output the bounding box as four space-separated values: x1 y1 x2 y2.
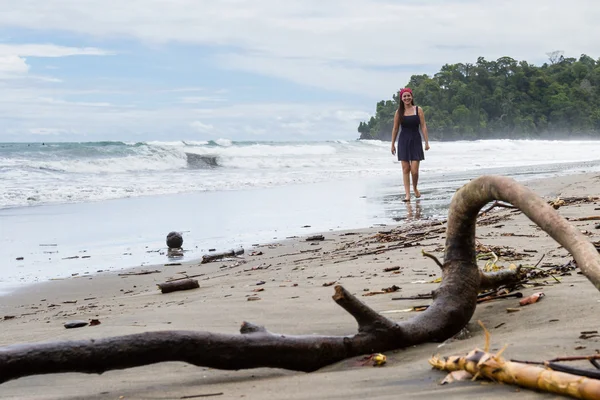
359 54 600 141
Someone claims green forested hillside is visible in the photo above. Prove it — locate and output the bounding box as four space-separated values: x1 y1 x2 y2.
358 53 600 141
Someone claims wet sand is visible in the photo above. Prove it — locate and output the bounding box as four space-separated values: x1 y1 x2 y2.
1 173 599 400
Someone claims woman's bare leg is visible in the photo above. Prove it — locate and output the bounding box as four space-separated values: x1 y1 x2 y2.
401 161 411 201
410 161 421 198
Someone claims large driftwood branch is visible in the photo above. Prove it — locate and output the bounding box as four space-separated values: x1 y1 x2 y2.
1 175 599 384
446 176 600 290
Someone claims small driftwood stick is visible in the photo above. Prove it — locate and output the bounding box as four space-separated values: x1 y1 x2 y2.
545 362 600 380
157 279 199 294
572 216 600 222
479 200 516 215
201 248 244 264
391 294 433 301
118 270 161 276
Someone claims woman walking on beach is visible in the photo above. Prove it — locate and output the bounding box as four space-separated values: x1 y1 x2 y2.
390 88 430 202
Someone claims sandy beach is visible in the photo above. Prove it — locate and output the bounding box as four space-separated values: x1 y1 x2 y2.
1 172 600 400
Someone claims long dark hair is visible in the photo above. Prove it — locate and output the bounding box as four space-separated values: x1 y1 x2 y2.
398 95 415 125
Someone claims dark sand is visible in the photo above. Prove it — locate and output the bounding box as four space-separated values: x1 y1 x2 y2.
1 173 599 399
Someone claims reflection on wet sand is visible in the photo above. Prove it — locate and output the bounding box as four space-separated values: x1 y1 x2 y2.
406 200 422 221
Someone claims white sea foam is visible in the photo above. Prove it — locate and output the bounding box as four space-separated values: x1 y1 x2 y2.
1 139 600 208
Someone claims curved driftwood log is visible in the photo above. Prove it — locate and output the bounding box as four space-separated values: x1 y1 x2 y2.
1 175 599 384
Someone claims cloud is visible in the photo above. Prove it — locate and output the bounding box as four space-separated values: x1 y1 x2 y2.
0 43 112 81
38 97 114 107
1 1 598 100
190 121 215 133
1 1 598 74
0 0 598 140
180 96 226 104
0 80 368 140
0 55 29 75
0 43 112 57
29 128 72 135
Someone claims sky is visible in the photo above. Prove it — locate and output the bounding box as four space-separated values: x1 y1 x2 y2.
0 0 599 142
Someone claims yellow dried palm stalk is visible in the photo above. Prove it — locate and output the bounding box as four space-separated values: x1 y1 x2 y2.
430 349 600 399
430 320 600 399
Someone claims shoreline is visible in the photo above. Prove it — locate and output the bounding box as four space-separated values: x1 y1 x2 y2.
3 164 600 298
1 172 599 399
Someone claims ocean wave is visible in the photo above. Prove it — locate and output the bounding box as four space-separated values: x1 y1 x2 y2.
2 139 600 208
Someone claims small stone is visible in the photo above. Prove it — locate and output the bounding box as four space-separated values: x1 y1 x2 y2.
64 320 88 329
166 231 183 249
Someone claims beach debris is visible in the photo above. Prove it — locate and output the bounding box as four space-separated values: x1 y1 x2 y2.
476 242 533 261
441 370 473 384
305 235 325 241
551 196 600 208
391 293 433 301
89 319 101 326
166 231 183 249
476 291 523 304
118 270 161 276
431 321 600 398
478 200 517 216
506 308 521 313
519 292 544 306
180 393 224 399
299 247 322 254
157 279 199 294
579 331 600 340
381 307 427 314
572 216 600 222
201 248 244 264
360 353 387 367
3 316 16 320
383 266 401 272
64 320 88 329
247 296 261 301
549 197 566 209
2 176 600 386
15 257 24 261
322 281 336 287
160 273 205 283
362 285 400 296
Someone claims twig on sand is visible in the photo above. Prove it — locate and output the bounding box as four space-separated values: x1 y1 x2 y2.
118 270 161 276
421 250 444 269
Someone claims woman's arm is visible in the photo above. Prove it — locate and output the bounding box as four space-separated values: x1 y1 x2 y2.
418 107 430 151
391 109 400 154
